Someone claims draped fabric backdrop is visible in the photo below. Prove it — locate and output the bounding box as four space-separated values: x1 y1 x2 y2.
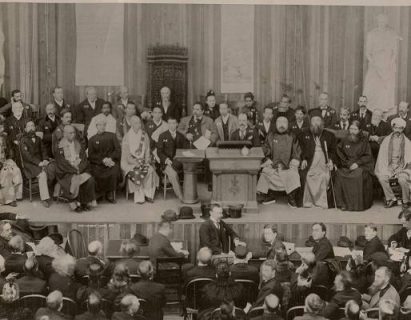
1 3 411 114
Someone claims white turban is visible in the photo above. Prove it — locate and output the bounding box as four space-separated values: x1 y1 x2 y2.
94 113 107 126
391 117 406 128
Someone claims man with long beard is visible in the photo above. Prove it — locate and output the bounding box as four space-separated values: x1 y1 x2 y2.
257 116 301 207
334 120 374 211
298 110 336 209
375 117 411 208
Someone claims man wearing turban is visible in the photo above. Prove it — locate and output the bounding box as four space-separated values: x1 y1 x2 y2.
375 117 411 208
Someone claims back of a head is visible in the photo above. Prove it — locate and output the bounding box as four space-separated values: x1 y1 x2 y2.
138 260 153 280
52 254 76 277
24 256 38 275
305 293 325 315
88 240 103 256
264 294 280 313
9 235 24 252
36 236 57 257
197 247 212 265
379 299 398 320
302 252 316 267
112 263 130 282
47 290 63 311
120 294 140 314
218 299 235 320
215 261 230 280
87 292 102 314
120 240 139 258
345 300 360 320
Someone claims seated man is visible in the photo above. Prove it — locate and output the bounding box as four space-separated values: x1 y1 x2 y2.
375 117 411 208
112 294 145 320
322 271 362 319
249 294 282 320
112 86 133 122
35 290 68 320
269 94 295 124
199 203 239 255
51 87 70 115
116 240 141 275
118 102 140 141
230 112 260 147
387 209 411 250
183 247 216 284
74 86 105 128
121 115 159 204
363 224 386 261
362 266 400 310
315 92 337 129
4 235 27 275
145 105 168 155
366 109 391 160
294 294 327 320
75 292 108 320
0 221 14 258
215 102 239 142
148 220 187 261
241 92 259 127
20 120 56 208
334 120 374 211
0 119 22 207
157 116 185 201
252 260 283 308
37 103 61 158
295 252 331 288
333 106 351 131
178 102 218 148
75 240 110 279
55 125 97 212
255 106 274 144
343 300 361 320
351 95 372 131
290 105 309 137
257 116 301 207
16 257 47 296
87 101 118 140
157 86 181 122
311 222 335 261
298 111 336 209
128 260 166 320
88 114 121 203
0 89 32 119
252 224 285 259
387 101 411 140
229 245 258 283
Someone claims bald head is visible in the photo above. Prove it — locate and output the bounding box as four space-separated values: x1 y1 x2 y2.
120 294 140 315
63 125 76 142
47 290 63 311
88 240 103 256
197 247 212 265
138 260 154 280
86 87 97 102
45 103 56 116
264 294 280 313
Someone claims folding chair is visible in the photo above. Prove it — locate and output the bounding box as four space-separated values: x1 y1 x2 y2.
61 297 78 317
155 257 185 307
19 294 47 316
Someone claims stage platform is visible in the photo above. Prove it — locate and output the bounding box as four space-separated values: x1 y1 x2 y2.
1 183 403 262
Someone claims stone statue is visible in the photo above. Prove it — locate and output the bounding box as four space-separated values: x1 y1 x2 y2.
363 14 402 116
0 24 4 95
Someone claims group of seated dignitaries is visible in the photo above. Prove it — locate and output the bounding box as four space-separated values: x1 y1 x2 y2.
2 85 411 212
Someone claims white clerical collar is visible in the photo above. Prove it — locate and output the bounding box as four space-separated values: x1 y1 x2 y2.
153 119 162 126
88 100 96 108
48 115 56 121
14 114 22 120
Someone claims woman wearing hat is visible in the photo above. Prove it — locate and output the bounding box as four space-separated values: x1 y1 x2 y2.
204 90 220 121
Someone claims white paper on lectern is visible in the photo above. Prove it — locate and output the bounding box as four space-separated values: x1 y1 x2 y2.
182 151 196 157
333 247 352 257
193 136 211 150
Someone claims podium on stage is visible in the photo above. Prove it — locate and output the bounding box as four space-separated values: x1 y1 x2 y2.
206 147 264 213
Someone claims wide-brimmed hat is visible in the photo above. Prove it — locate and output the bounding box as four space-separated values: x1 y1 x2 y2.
132 233 148 246
161 210 178 222
228 204 243 219
178 206 195 220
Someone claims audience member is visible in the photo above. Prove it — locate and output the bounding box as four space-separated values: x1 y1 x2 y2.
363 224 386 261
36 236 65 278
16 256 47 296
341 300 360 320
75 240 109 279
314 92 337 129
104 263 130 307
249 294 283 320
116 240 141 275
51 87 70 114
253 260 283 308
388 208 411 250
4 235 27 275
74 86 105 128
111 294 146 320
400 295 411 320
310 223 334 261
378 298 399 320
215 102 239 142
229 245 258 283
75 292 108 320
199 203 239 255
121 115 159 204
295 252 330 288
209 299 247 320
183 247 215 284
35 290 68 320
127 260 166 320
254 224 285 259
76 263 109 303
145 105 168 153
294 293 327 320
230 112 260 147
48 254 80 300
271 94 295 124
258 116 301 207
0 221 14 258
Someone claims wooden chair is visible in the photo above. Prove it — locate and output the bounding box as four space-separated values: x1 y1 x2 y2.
19 294 47 316
22 176 39 202
234 279 259 304
163 172 173 200
66 229 88 259
183 277 214 319
286 306 305 320
61 297 78 317
154 257 185 307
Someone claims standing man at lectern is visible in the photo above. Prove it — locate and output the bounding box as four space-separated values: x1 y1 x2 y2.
199 203 241 255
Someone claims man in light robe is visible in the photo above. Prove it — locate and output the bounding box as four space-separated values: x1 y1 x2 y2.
375 117 411 209
157 116 186 201
298 110 336 209
20 121 56 208
145 106 168 161
55 125 97 212
87 101 118 140
387 101 411 140
257 116 301 207
215 102 238 142
88 114 121 204
0 119 22 207
334 120 374 211
121 115 159 204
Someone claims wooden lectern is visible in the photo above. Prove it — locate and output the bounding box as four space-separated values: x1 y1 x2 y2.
206 147 264 213
175 149 205 204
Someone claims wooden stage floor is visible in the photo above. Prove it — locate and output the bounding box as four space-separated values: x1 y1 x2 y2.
1 183 403 260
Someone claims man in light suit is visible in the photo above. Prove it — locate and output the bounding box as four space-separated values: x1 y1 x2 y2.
199 203 239 255
178 102 218 148
214 102 238 142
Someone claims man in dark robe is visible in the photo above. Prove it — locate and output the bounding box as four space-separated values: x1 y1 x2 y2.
55 124 96 212
334 120 374 211
88 114 121 203
74 86 105 129
351 95 373 131
37 103 61 158
298 110 337 209
157 116 186 201
156 86 181 122
257 116 301 207
230 112 261 147
366 109 391 160
20 121 56 207
255 106 274 144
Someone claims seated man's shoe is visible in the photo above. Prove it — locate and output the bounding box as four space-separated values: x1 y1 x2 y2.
74 206 83 213
384 199 397 208
41 200 50 208
262 194 276 205
288 197 298 209
81 204 91 211
6 201 17 207
145 197 154 203
402 202 411 209
106 192 116 204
